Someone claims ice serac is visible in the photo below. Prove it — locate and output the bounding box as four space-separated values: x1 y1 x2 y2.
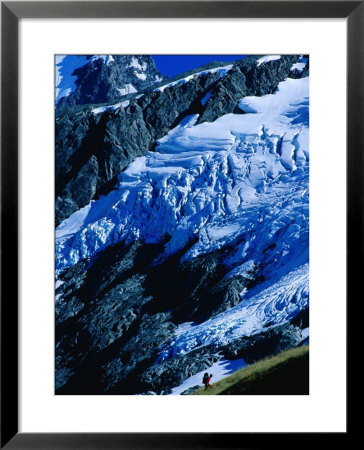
55 55 309 395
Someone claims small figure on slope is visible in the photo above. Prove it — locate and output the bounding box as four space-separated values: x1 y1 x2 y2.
202 372 213 390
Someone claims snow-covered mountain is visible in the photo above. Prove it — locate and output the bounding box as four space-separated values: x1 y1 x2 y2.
56 55 165 109
55 55 309 395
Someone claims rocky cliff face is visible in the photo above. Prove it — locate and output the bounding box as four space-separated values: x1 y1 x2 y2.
55 54 309 394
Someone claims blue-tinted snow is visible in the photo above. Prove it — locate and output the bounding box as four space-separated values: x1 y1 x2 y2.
290 62 307 73
302 327 309 340
256 55 281 66
290 56 308 73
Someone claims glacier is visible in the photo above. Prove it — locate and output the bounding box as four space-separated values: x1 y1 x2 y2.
56 76 309 272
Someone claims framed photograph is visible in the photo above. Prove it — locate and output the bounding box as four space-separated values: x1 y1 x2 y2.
1 0 357 447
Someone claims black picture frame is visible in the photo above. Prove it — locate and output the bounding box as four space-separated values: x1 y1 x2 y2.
1 1 358 448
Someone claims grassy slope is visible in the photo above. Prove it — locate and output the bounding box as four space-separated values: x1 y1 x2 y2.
194 345 309 395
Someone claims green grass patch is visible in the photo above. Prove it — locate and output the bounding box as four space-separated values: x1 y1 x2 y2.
194 345 309 395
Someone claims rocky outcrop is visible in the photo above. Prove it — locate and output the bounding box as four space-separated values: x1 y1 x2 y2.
143 238 259 324
55 104 152 223
181 386 200 395
55 240 177 393
221 323 304 364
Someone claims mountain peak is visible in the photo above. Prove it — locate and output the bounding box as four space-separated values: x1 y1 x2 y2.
56 54 167 109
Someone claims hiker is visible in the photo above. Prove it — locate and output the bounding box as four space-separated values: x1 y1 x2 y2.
207 373 213 389
202 372 209 389
203 373 213 390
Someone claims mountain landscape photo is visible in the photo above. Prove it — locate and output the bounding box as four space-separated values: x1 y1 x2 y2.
55 54 309 395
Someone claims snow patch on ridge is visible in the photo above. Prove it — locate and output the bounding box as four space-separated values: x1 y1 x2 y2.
135 72 147 80
117 84 137 96
91 100 130 115
127 57 147 72
256 55 281 66
154 65 233 93
290 56 308 73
